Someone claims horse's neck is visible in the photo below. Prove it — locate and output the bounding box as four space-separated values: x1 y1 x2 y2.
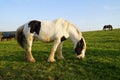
68 25 82 45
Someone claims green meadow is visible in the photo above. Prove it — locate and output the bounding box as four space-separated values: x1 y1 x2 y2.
0 29 120 80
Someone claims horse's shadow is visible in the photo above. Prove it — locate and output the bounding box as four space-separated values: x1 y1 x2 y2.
0 51 24 62
0 50 50 62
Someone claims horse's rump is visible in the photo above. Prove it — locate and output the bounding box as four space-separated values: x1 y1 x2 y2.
16 25 27 48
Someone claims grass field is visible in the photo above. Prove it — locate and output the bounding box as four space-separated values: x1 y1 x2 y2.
0 29 120 80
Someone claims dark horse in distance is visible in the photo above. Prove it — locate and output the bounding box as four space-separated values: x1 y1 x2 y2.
1 32 15 41
103 25 113 31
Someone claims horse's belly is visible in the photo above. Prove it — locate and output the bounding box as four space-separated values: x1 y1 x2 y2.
37 32 54 43
39 36 53 42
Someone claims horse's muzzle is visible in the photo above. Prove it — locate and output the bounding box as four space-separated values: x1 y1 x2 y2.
76 54 85 59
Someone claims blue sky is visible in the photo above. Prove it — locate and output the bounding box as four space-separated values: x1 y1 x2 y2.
0 0 120 31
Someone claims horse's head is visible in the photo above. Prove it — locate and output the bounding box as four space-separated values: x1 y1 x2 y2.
75 38 86 59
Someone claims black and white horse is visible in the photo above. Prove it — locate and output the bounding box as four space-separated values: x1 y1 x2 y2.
103 25 113 31
16 18 86 62
1 32 15 41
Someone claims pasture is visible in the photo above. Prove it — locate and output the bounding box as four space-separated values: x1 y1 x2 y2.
0 29 120 80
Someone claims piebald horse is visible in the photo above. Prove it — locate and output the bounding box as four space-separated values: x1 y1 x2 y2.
103 25 113 31
16 18 86 62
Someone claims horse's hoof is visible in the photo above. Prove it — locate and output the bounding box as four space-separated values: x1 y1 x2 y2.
26 58 36 63
47 58 56 62
30 59 36 63
57 56 64 60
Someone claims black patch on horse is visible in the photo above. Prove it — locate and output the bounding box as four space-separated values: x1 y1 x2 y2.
75 38 84 55
61 36 67 42
28 20 41 35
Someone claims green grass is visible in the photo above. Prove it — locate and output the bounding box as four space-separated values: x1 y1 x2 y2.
0 29 120 80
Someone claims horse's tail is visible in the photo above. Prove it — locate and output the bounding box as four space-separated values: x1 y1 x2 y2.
15 25 27 49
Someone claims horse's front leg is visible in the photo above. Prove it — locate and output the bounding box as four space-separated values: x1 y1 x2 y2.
48 39 60 62
25 35 36 63
57 42 64 60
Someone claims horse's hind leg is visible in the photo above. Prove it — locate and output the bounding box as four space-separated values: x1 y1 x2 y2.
25 34 36 62
1 37 3 41
57 42 64 60
7 37 8 41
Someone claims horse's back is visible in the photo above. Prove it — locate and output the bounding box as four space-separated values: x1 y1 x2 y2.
22 19 70 42
37 21 68 42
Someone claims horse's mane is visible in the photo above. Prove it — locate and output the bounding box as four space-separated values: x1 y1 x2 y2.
70 23 81 35
53 18 65 24
53 18 81 36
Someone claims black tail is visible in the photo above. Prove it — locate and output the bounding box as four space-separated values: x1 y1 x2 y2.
15 25 27 48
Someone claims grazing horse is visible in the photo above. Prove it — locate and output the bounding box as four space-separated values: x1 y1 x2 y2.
1 32 15 41
1 36 11 41
16 18 86 62
103 25 113 31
